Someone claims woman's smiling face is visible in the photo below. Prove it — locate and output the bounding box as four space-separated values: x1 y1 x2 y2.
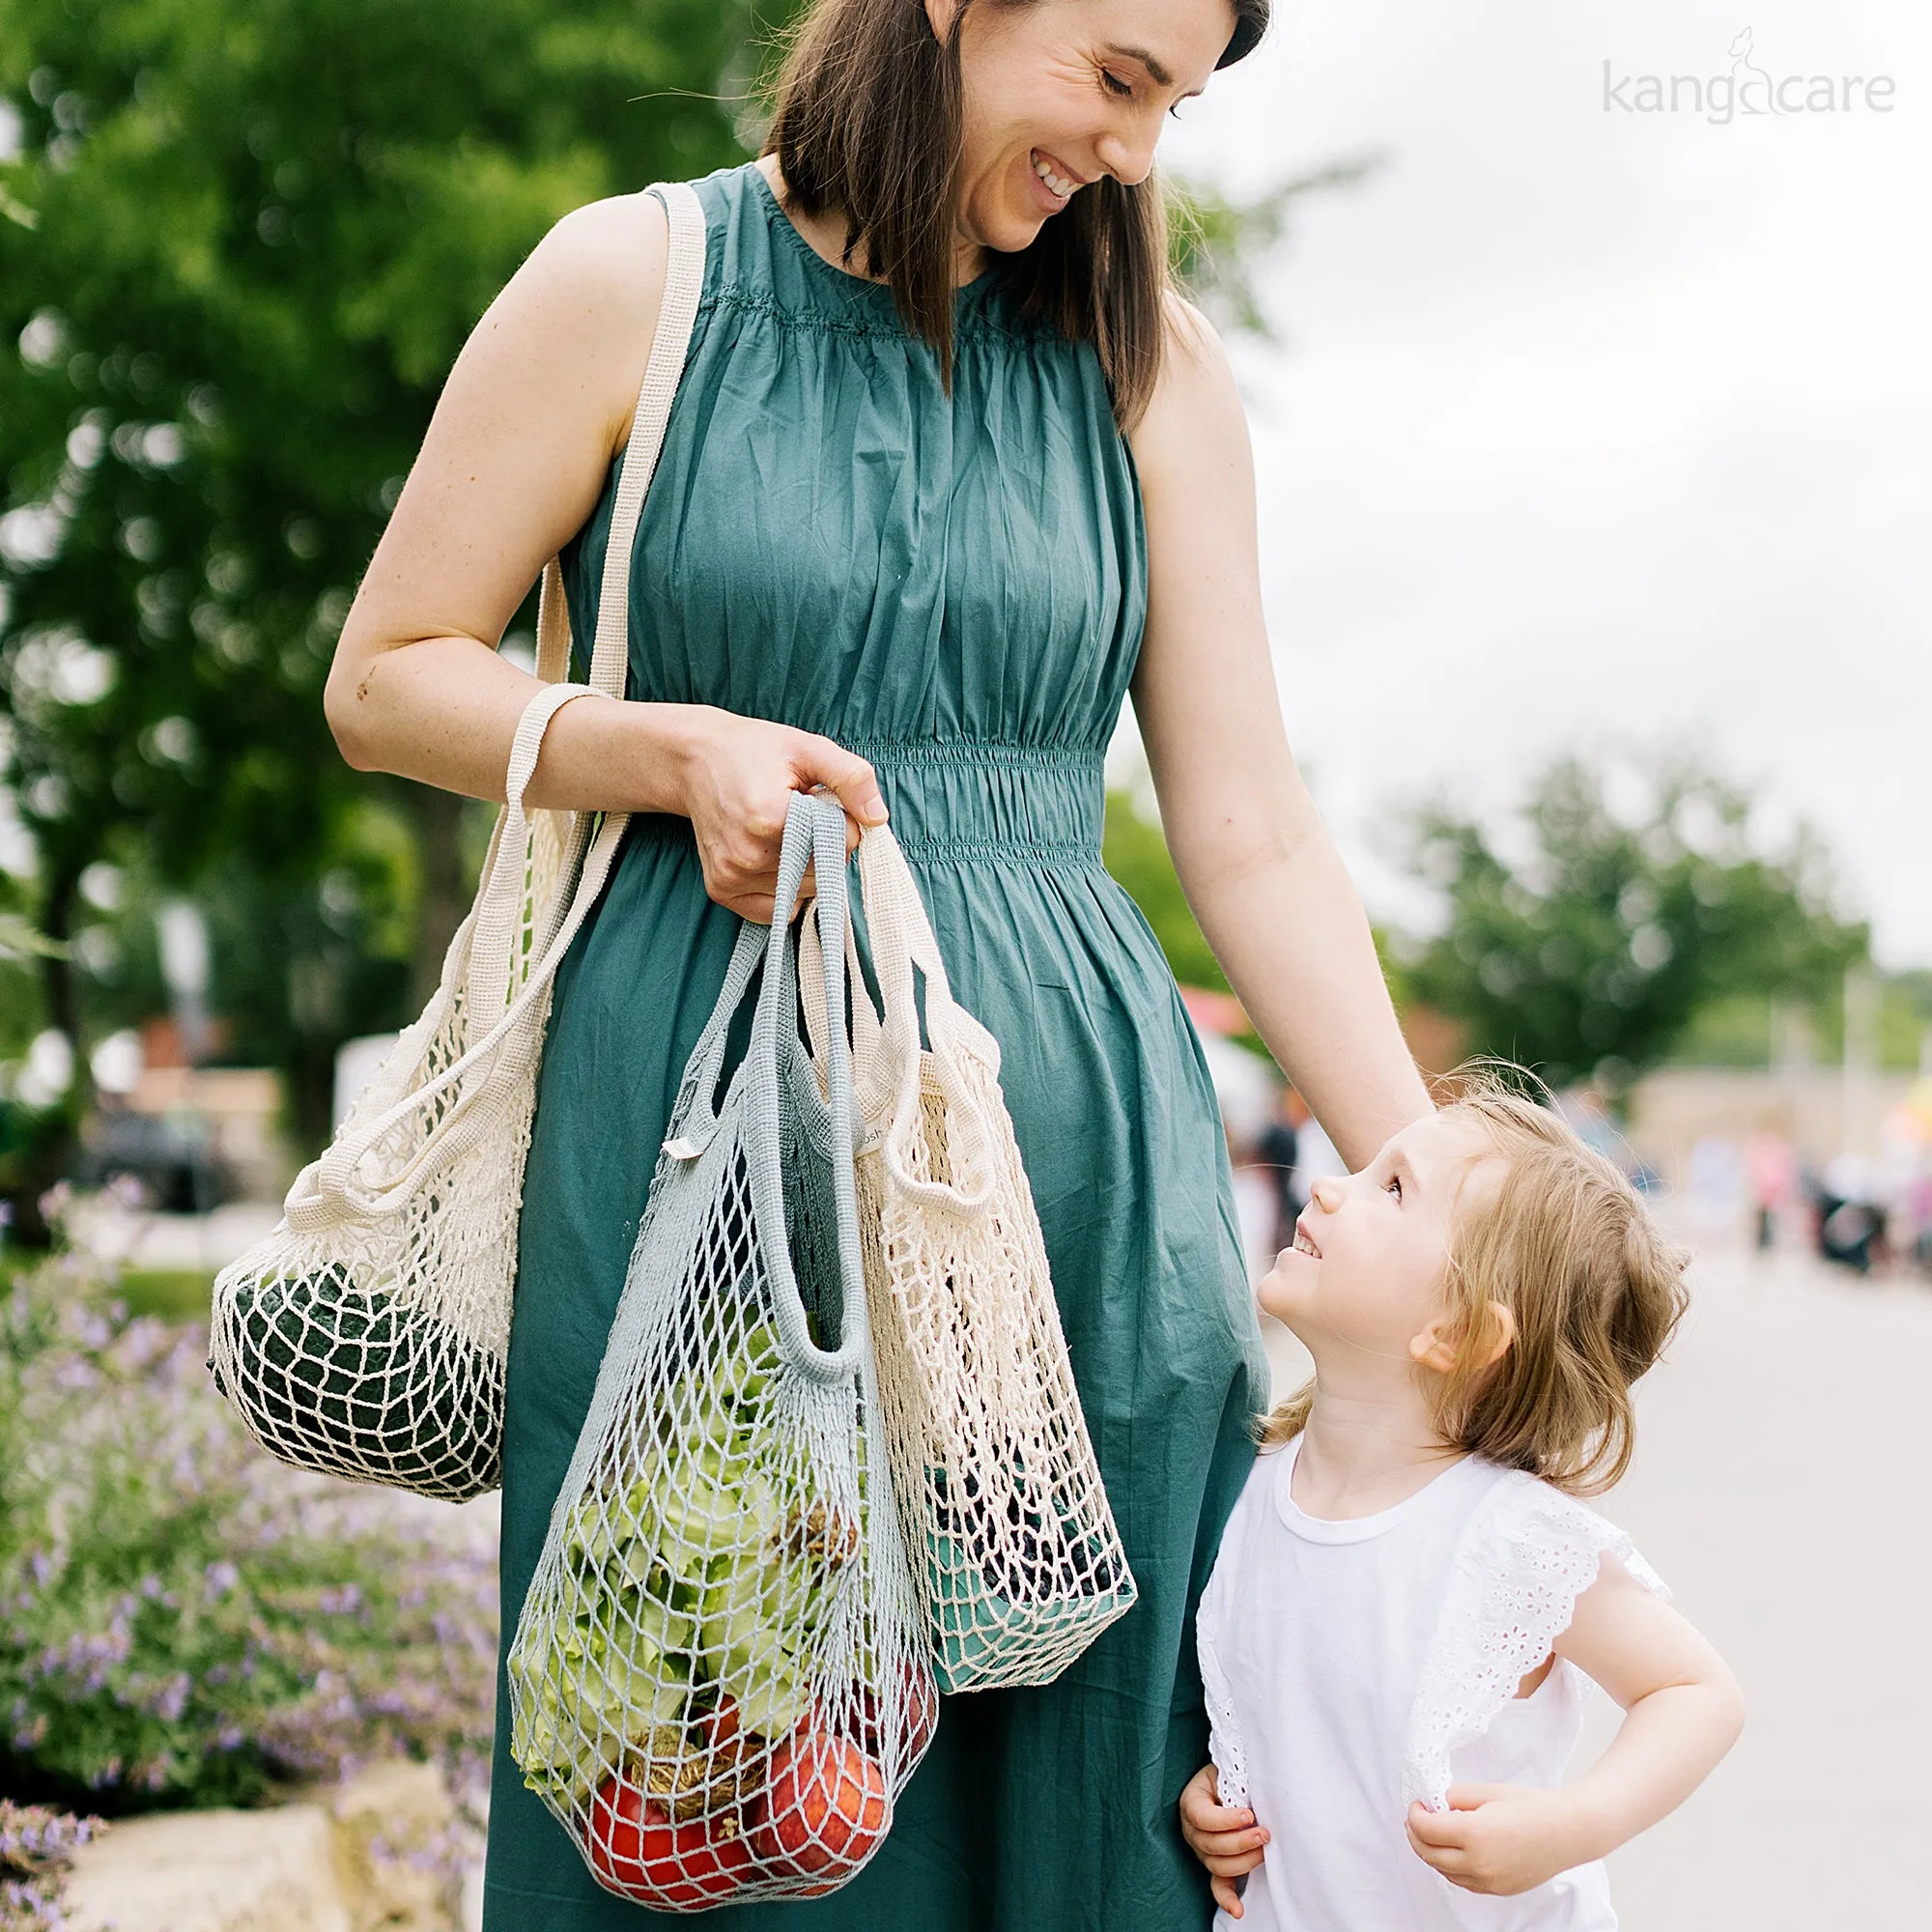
932 0 1236 256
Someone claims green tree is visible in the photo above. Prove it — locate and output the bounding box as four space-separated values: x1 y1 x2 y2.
1398 754 1869 1094
1102 785 1230 995
0 0 755 1232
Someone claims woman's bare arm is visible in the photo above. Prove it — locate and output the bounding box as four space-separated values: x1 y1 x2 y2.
1127 298 1432 1168
325 192 678 809
321 191 884 922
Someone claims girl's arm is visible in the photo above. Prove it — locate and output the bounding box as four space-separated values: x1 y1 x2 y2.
1126 299 1432 1168
1406 1557 1746 1895
322 190 886 923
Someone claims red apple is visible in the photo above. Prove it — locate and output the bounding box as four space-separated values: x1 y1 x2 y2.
852 1664 938 1763
747 1728 891 1878
586 1776 752 1905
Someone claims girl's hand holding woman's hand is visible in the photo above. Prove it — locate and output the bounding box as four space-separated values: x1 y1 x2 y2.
1178 1763 1268 1918
668 706 888 923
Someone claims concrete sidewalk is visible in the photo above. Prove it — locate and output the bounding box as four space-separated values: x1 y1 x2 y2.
1587 1246 1931 1929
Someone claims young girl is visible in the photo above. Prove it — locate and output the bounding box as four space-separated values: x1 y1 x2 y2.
1179 1085 1744 1927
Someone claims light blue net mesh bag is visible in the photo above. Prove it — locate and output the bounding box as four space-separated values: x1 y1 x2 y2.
508 794 934 1910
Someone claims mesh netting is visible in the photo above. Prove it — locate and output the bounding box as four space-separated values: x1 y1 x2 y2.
803 827 1136 1692
509 797 932 1910
209 775 583 1500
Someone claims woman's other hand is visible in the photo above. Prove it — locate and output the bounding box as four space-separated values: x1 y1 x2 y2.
1178 1763 1268 1918
670 709 887 923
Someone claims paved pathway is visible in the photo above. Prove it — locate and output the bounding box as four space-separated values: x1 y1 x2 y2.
1263 1242 1932 1928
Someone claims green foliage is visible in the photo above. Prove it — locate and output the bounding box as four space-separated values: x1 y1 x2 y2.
0 0 757 1177
0 912 61 966
1166 155 1381 340
0 1246 496 1811
113 1264 212 1321
0 897 59 1067
0 899 68 1231
1101 786 1227 993
1398 755 1870 1092
1668 991 1784 1069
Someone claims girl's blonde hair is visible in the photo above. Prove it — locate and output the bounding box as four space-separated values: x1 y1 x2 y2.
1260 1076 1689 1495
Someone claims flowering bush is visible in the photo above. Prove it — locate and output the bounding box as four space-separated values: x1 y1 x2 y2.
0 1245 497 1814
1 1798 102 1932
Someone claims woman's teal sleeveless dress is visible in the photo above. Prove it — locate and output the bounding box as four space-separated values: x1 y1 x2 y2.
482 163 1266 1931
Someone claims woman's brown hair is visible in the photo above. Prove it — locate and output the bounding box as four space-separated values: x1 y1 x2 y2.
765 0 1270 429
1261 1077 1690 1496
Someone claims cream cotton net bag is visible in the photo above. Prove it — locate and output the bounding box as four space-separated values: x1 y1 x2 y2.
507 793 934 1909
206 182 707 1501
800 822 1135 1692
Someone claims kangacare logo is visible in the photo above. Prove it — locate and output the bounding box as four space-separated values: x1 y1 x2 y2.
1604 27 1897 124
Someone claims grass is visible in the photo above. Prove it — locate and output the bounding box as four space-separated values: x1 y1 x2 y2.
116 1267 216 1321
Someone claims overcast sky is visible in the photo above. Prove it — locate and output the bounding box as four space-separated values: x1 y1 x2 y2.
1133 0 1931 966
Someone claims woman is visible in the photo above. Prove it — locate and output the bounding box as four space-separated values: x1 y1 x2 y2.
326 1 1431 1923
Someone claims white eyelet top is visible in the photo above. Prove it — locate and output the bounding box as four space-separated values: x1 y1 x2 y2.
1196 1436 1665 1931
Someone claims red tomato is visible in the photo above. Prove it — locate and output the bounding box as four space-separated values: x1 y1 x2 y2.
747 1728 891 1878
586 1776 752 1906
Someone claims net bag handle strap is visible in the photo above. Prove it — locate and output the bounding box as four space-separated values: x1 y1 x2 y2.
463 677 604 1025
658 914 781 1158
796 897 892 1125
298 181 705 1221
661 796 861 1172
585 180 704 698
852 824 1001 1218
749 793 872 1386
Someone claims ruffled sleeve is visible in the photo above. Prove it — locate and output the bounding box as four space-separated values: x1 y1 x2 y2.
1402 1472 1666 1811
1196 1577 1252 1811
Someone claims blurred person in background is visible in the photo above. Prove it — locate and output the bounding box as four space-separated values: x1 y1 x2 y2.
1746 1125 1797 1253
1255 1083 1302 1255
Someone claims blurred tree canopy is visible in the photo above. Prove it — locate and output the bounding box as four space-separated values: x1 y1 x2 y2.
0 0 759 1225
0 0 1356 1242
1397 755 1870 1094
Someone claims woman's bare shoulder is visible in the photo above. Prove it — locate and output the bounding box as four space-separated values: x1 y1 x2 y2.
466 190 672 459
1126 288 1253 531
529 189 670 301
1129 290 1249 485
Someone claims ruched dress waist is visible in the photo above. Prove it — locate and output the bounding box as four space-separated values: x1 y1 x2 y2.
840 739 1104 868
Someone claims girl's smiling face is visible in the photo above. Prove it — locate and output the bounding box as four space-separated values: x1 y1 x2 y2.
933 0 1234 257
1260 1113 1506 1371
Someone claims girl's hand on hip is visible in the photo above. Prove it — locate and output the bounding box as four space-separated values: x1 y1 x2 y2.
1406 1785 1587 1896
673 707 887 923
1178 1763 1267 1918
